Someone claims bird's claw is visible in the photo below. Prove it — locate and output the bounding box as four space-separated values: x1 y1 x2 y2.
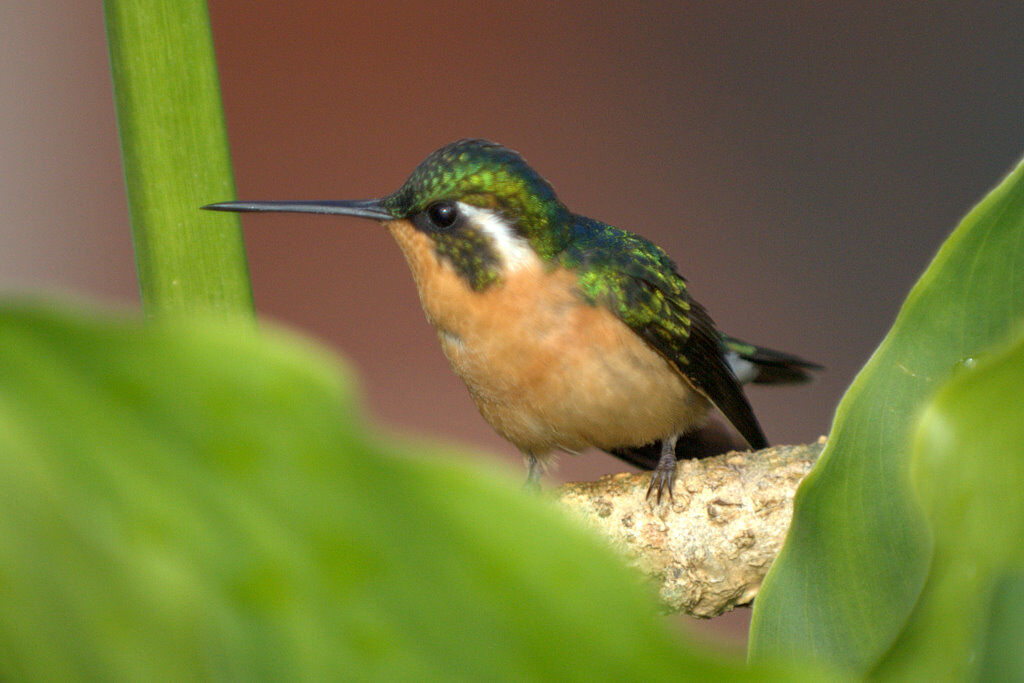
645 437 678 505
645 466 675 504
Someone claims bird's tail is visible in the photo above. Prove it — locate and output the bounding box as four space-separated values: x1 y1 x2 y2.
721 336 822 385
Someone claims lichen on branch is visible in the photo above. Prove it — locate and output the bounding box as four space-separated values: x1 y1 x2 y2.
556 440 825 617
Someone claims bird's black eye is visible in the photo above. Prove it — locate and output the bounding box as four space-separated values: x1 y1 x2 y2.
426 201 458 229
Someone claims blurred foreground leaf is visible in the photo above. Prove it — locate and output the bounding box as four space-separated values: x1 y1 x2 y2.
749 156 1024 671
872 330 1024 679
976 575 1024 681
0 303 797 680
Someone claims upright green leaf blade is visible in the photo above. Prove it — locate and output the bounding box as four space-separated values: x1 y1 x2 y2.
975 574 1024 682
105 0 253 317
0 302 810 679
871 330 1024 679
749 156 1024 670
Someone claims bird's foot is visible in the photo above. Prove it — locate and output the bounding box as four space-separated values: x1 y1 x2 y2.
645 464 676 504
645 436 679 504
522 478 542 494
522 453 542 494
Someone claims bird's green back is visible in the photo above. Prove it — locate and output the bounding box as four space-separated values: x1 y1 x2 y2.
560 214 768 449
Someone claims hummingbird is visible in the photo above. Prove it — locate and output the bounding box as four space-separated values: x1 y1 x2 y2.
205 139 819 502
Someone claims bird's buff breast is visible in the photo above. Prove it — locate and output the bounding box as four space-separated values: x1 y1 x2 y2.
386 220 709 458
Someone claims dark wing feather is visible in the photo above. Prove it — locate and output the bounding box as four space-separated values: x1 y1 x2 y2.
679 299 768 448
565 215 768 451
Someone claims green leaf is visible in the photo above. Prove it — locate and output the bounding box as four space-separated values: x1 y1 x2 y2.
749 156 1024 671
975 574 1024 682
104 0 253 317
0 302 804 679
871 329 1024 679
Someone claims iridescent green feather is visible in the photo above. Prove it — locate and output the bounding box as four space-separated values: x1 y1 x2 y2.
383 139 572 261
429 225 502 291
564 216 693 364
561 215 767 448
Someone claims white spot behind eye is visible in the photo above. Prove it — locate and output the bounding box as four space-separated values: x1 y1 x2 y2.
457 203 538 271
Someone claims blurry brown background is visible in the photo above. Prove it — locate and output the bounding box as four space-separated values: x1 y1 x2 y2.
3 2 1023 648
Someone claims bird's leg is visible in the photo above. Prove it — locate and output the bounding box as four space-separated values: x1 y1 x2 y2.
523 453 542 493
646 435 679 504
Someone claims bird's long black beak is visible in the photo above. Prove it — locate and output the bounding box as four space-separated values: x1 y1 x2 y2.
202 199 393 221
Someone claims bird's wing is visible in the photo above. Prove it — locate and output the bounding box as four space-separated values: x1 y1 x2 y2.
567 218 768 450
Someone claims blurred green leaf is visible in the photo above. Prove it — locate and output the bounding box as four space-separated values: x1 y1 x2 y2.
975 574 1024 682
0 302 804 680
749 156 1024 671
871 331 1024 679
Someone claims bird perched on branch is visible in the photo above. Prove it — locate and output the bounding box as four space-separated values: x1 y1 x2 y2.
206 139 819 501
